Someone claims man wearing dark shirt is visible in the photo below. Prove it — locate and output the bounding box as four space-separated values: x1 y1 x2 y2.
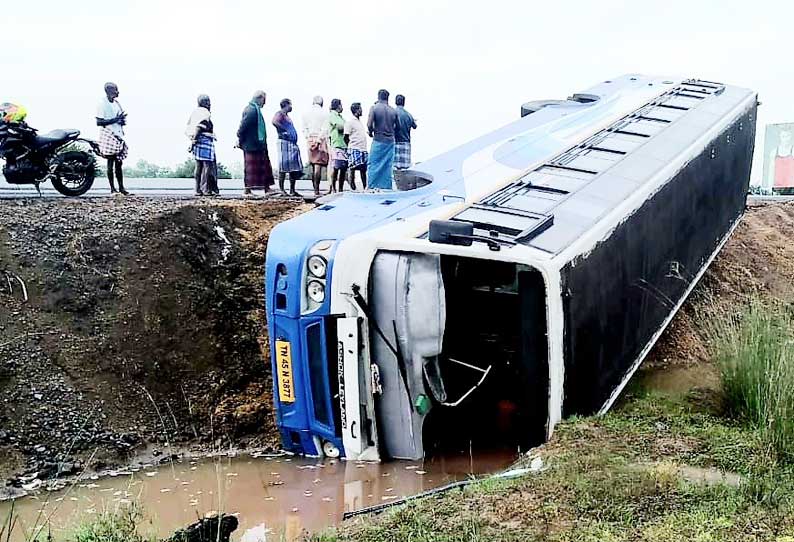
394 94 417 170
366 89 397 190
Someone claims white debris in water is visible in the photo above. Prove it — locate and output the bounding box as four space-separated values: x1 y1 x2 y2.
145 472 157 477
381 495 399 501
415 470 427 475
405 465 419 470
303 490 313 497
385 487 394 493
160 488 171 493
240 523 272 542
321 496 332 502
22 480 42 491
263 496 275 501
225 472 238 477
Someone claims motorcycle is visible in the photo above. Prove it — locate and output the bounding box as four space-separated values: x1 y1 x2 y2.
0 120 100 196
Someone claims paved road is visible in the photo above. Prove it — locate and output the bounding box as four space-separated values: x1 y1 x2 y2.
0 176 347 201
1 176 790 205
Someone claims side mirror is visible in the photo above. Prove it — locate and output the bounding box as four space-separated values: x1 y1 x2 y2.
428 220 473 246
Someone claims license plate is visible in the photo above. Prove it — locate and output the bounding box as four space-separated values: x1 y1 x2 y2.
275 340 295 403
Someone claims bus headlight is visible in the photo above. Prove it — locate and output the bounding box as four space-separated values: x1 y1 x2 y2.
307 280 326 303
307 255 327 278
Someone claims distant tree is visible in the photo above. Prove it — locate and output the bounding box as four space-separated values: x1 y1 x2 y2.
172 159 196 178
123 159 170 178
116 158 232 179
217 162 232 179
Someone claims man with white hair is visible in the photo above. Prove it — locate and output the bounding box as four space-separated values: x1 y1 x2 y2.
302 95 329 197
96 82 129 195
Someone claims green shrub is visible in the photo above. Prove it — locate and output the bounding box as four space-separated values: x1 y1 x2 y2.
713 300 794 461
65 504 153 542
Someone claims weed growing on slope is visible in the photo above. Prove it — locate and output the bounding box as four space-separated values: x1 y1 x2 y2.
712 300 794 461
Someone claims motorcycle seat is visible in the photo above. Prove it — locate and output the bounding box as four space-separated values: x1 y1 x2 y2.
35 129 79 146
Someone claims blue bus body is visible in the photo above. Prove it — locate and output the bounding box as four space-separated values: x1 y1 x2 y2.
265 75 757 461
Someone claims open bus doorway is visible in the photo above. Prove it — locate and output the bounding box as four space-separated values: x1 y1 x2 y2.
368 252 549 461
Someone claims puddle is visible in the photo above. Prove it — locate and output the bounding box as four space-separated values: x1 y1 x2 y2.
0 449 516 541
678 465 743 487
640 363 719 395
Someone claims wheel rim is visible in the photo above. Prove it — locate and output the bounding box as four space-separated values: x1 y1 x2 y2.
58 160 89 189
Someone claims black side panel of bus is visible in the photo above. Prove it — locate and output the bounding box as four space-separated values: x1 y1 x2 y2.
560 104 757 416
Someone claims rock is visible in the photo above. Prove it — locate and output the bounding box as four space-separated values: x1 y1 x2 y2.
167 513 239 542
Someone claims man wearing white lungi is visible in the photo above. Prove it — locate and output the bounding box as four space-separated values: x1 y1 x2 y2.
96 82 129 195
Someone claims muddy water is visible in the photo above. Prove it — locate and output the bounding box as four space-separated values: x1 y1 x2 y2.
640 363 720 395
0 449 515 541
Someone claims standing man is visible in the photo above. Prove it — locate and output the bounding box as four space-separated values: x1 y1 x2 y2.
302 96 329 197
394 94 417 170
96 82 129 195
344 102 368 190
273 99 303 197
366 89 397 190
328 99 348 193
185 94 218 197
237 90 274 196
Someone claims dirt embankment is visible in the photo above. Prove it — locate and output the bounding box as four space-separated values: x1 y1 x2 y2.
645 200 794 370
0 197 305 488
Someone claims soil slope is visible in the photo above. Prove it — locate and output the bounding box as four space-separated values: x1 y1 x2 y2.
646 200 794 370
0 197 304 486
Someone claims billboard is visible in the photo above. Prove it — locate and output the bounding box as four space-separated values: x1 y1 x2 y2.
763 123 794 193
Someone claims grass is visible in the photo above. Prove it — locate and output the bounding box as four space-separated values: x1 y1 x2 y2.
64 504 154 542
314 390 794 541
314 302 794 541
712 300 794 461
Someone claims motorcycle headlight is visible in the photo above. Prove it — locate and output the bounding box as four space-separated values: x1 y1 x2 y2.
307 280 326 303
307 255 327 278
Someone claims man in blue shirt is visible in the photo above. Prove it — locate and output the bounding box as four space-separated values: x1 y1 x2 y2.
366 89 398 189
394 94 417 170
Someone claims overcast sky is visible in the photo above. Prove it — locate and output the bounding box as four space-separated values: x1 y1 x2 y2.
2 0 788 183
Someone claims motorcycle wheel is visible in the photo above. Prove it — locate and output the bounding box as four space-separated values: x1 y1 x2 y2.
50 151 95 197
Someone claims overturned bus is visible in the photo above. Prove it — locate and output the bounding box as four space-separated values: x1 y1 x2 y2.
265 74 757 461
